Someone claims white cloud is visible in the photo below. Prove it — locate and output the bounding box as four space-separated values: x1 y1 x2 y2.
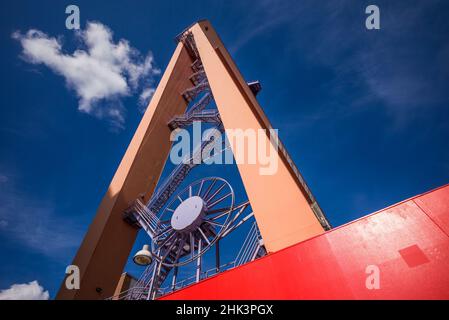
12 22 160 127
138 87 156 111
0 281 49 300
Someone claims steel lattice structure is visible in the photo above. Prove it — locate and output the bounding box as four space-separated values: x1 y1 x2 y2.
117 32 267 300
57 21 331 300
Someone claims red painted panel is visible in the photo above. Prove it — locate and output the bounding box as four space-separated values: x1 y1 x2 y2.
414 184 449 236
399 245 430 268
160 185 449 300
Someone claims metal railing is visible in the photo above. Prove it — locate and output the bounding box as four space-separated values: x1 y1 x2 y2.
132 199 165 238
109 222 265 300
156 261 237 296
155 222 264 298
235 221 263 267
105 286 148 300
106 263 157 300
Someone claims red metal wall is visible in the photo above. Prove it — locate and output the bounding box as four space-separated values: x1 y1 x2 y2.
160 184 449 299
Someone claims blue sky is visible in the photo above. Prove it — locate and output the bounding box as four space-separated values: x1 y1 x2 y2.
1 0 449 299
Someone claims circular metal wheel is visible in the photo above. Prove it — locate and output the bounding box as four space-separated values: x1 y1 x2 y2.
150 177 235 267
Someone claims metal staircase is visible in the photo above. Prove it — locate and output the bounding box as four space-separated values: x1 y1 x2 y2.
168 109 221 131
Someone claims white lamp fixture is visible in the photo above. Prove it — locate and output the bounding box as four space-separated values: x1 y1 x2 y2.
133 244 152 266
